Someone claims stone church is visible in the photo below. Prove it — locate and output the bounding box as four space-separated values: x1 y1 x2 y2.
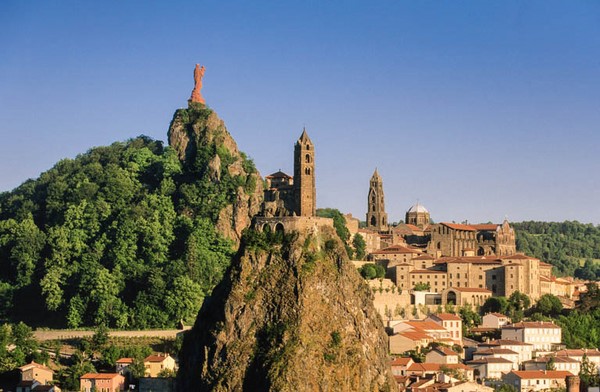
254 129 332 233
364 171 517 258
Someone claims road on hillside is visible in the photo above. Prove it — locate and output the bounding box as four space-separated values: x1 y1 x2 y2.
33 327 192 341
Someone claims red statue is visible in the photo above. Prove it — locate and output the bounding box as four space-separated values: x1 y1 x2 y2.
189 64 206 104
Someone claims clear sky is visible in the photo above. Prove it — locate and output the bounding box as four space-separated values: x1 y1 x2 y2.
1 1 599 224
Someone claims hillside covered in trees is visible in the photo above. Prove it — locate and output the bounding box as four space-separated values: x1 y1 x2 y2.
0 104 262 329
513 221 600 279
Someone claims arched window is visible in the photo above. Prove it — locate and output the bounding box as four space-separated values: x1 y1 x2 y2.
275 223 284 233
306 144 310 150
305 167 311 175
305 154 311 163
370 216 377 226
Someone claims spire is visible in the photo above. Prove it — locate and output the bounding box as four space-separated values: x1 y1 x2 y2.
298 127 312 144
371 168 381 181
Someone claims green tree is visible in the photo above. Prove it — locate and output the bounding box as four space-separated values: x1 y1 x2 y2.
352 233 367 260
481 296 509 315
534 294 563 317
413 282 431 291
546 356 556 371
580 354 600 388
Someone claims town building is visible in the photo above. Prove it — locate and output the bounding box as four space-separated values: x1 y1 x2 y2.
143 354 176 378
80 373 125 392
426 313 462 344
425 346 461 364
481 313 511 329
501 321 562 352
502 370 573 392
18 362 54 386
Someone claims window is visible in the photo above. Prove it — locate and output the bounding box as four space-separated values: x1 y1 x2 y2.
492 275 496 280
457 273 460 279
305 154 311 163
479 275 483 280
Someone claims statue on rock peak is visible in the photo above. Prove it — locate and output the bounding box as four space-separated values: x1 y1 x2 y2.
189 64 206 104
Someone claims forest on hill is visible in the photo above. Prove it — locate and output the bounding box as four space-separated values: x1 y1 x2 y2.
513 221 600 280
0 114 257 329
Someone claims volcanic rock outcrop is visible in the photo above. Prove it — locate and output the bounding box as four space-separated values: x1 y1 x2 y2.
167 102 263 242
177 227 398 391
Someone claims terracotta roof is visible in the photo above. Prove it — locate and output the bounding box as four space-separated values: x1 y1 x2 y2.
116 357 134 364
405 224 421 231
266 170 292 179
555 349 600 357
399 331 433 341
144 354 171 363
471 224 499 231
481 339 533 346
413 254 435 260
468 357 514 364
436 257 502 265
432 346 459 356
486 312 509 318
450 287 492 293
81 373 121 380
500 254 539 261
18 361 52 372
526 356 580 364
441 222 477 231
408 363 473 372
371 245 422 255
539 261 553 267
474 348 519 355
405 320 448 331
390 357 413 366
509 370 574 379
505 321 560 329
429 313 461 321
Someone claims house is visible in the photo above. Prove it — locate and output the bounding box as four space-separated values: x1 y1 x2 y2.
426 313 463 344
389 331 433 354
481 313 510 329
472 348 519 369
502 370 573 392
554 349 600 373
390 357 414 376
477 339 533 364
115 357 133 376
501 321 562 351
443 381 494 392
425 346 460 364
16 381 61 392
406 363 475 382
143 354 176 377
80 373 125 392
393 320 452 341
467 357 514 379
18 361 54 385
523 356 581 374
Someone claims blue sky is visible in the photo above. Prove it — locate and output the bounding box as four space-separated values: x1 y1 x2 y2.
1 1 599 224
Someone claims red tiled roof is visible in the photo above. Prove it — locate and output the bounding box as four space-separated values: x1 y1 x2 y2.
482 339 533 346
409 269 445 274
390 357 413 366
18 361 53 372
371 245 422 255
81 373 121 380
505 321 560 329
405 320 448 331
555 349 600 357
471 224 499 231
408 363 472 372
510 370 574 379
432 346 459 356
144 354 171 363
469 357 514 364
413 255 435 260
116 357 134 364
501 254 539 261
474 348 518 355
486 312 509 318
441 222 477 231
266 171 292 179
399 331 433 341
539 261 553 267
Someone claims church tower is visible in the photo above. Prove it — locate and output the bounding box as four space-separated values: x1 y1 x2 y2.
366 169 388 231
293 129 316 217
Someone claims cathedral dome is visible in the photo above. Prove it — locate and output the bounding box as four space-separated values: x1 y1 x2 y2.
407 203 429 214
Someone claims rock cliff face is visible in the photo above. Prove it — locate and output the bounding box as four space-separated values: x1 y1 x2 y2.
168 102 263 242
177 227 398 391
